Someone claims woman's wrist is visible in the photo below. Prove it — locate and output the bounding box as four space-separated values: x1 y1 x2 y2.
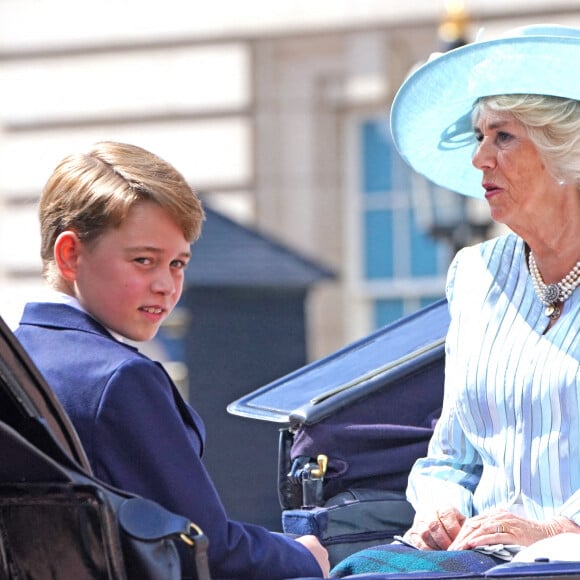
545 516 580 537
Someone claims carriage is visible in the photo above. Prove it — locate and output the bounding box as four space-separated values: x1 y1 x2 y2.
2 300 580 579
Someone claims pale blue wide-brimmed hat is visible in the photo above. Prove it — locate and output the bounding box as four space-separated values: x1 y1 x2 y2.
390 24 580 198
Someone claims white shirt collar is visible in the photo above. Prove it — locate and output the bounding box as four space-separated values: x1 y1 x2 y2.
46 291 126 342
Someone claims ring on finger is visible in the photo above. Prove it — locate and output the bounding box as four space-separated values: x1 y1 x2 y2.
496 523 506 534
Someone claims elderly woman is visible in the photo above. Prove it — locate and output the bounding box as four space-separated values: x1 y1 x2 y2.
332 23 580 578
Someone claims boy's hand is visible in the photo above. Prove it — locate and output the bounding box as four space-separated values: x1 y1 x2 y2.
295 534 330 577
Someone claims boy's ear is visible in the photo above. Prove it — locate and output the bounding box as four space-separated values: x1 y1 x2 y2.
54 231 82 282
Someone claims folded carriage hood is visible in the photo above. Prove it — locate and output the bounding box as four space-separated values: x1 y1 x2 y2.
227 299 450 427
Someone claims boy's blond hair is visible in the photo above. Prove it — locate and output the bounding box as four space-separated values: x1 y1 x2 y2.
40 141 205 285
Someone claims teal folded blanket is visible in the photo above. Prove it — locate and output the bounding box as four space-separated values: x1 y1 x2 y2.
331 544 501 577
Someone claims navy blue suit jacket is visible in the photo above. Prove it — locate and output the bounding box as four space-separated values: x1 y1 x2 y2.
16 302 322 579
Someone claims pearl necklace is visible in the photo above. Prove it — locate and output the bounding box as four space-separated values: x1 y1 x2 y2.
528 251 580 319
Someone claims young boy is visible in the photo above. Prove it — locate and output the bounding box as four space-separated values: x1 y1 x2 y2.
15 141 329 579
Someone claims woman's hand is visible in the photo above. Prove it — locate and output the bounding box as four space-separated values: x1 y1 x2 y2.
403 506 466 550
448 511 580 550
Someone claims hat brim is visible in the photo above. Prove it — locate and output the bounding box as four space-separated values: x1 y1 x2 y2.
390 34 580 198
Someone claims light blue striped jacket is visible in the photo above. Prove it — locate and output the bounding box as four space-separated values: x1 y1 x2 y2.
407 234 580 523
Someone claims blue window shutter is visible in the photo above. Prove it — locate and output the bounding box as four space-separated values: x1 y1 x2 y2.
359 116 446 330
374 299 404 327
409 210 440 276
364 210 393 279
362 120 392 193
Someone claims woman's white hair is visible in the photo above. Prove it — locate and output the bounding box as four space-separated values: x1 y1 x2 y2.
474 94 580 188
